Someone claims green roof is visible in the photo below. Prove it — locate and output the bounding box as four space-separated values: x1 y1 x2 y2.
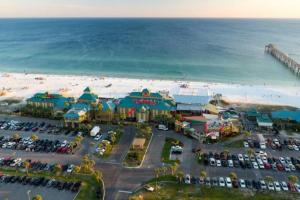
246 108 260 118
257 114 273 124
27 92 74 110
84 87 91 93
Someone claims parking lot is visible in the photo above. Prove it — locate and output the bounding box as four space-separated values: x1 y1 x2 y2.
0 183 77 200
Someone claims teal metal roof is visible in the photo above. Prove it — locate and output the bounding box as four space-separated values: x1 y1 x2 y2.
79 93 98 102
246 108 260 118
84 87 91 93
63 103 90 119
101 100 116 112
257 114 273 123
27 92 74 110
118 96 175 111
271 110 300 122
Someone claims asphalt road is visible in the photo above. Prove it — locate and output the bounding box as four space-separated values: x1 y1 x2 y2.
0 114 300 199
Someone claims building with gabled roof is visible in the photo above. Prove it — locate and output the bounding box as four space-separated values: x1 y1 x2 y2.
26 92 74 117
118 88 176 122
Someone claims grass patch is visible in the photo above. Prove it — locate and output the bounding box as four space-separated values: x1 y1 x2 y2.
130 181 300 200
223 139 244 148
0 167 102 200
161 138 181 164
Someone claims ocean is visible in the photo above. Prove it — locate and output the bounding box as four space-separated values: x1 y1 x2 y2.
0 18 300 86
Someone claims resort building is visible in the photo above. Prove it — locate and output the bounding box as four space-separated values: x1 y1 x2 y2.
95 100 116 122
26 92 74 116
64 103 91 128
63 87 99 128
118 88 176 122
271 109 300 130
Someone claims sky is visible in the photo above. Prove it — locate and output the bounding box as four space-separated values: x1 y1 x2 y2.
1 0 300 18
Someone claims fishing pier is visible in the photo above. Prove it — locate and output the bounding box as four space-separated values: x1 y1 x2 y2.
265 44 300 77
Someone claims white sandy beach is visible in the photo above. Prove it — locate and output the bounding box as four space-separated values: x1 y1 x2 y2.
0 72 300 108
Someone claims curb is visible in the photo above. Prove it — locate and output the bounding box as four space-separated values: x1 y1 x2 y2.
101 178 106 200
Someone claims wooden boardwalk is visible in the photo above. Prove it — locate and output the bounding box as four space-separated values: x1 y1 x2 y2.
265 44 300 77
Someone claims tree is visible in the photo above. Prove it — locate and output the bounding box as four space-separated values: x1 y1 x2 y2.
94 170 103 183
288 175 299 184
30 134 38 142
264 176 274 183
161 167 168 176
169 163 178 175
12 133 20 140
32 195 43 200
247 148 255 157
223 149 230 155
200 170 207 179
229 172 237 180
244 131 252 138
53 164 62 176
80 155 96 174
177 171 184 183
73 165 81 174
23 160 30 175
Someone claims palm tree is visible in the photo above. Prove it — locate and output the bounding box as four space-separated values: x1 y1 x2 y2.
264 176 274 183
154 168 161 190
161 167 168 176
53 164 62 176
200 170 207 179
32 194 43 200
23 160 30 175
94 170 103 183
229 172 237 180
169 163 179 175
177 171 184 183
12 133 20 140
288 175 299 184
73 165 81 174
30 134 38 142
247 148 255 157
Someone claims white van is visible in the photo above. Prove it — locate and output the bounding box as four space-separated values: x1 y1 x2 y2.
158 124 168 131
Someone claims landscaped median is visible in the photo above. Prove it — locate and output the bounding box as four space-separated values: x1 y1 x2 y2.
161 137 182 164
123 124 153 167
94 127 124 158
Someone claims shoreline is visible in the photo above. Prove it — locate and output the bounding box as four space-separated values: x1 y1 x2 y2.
1 72 300 108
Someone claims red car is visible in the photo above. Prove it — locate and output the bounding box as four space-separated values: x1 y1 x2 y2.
277 163 284 171
264 163 272 169
288 183 297 192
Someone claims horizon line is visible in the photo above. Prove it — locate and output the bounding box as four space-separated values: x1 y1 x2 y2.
0 16 300 20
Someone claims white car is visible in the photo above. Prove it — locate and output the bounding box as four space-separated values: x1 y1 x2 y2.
279 157 285 164
293 145 299 151
239 179 246 188
185 174 191 184
158 124 168 131
294 183 300 193
258 162 265 169
238 154 244 162
219 177 225 187
260 180 267 190
244 154 249 161
290 164 296 171
261 156 268 163
228 160 233 167
252 162 259 169
61 140 67 147
273 139 280 145
281 181 289 191
67 164 74 173
216 160 221 167
243 141 249 148
144 185 154 192
285 165 291 172
285 157 292 165
274 181 281 192
94 134 103 141
225 177 232 188
268 182 275 191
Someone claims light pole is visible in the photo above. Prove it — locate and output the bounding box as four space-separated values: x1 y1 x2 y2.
27 190 31 200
